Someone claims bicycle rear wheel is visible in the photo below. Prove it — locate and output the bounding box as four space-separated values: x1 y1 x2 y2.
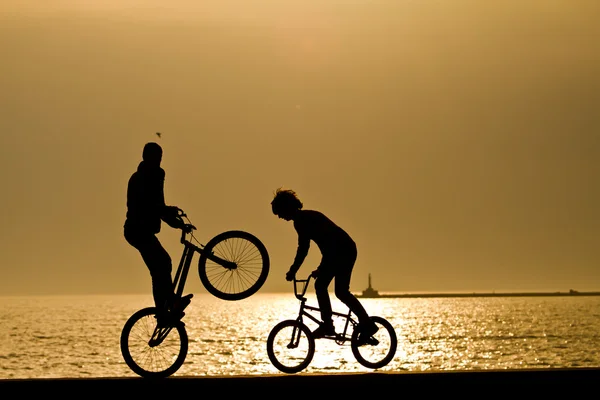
266 320 315 373
120 307 188 378
198 230 270 301
351 316 397 369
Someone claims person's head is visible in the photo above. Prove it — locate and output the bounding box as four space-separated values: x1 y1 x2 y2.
142 142 162 165
271 187 303 221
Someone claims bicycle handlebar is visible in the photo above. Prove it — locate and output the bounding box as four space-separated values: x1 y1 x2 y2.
293 275 314 299
176 209 196 243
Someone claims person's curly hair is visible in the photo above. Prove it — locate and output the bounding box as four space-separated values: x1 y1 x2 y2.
271 187 303 215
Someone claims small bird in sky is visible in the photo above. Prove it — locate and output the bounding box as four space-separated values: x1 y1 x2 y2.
156 132 161 138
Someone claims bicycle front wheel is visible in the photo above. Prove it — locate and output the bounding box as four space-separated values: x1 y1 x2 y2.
351 316 397 369
120 307 188 378
198 230 270 301
267 320 315 374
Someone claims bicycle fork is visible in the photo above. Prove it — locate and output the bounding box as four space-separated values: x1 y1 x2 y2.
287 302 326 348
287 302 314 349
149 326 173 347
287 325 303 349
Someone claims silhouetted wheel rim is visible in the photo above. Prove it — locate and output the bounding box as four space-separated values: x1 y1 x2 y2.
120 307 188 378
199 230 270 301
351 316 397 369
267 320 315 373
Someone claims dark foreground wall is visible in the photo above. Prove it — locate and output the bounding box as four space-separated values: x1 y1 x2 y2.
1 368 598 397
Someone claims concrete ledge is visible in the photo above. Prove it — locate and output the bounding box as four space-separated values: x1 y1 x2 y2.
1 368 598 397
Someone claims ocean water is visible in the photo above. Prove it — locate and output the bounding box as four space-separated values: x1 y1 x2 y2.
1 293 599 379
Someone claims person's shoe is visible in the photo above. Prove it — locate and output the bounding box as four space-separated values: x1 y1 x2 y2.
175 293 193 311
358 335 379 346
312 322 336 338
357 321 379 346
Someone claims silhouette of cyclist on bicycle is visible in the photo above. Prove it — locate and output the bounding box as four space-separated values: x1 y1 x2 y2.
124 142 194 325
271 187 378 344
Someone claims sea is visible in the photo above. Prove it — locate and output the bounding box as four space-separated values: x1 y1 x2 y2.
1 293 599 379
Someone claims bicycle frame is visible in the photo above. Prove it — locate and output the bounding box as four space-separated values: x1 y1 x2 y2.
171 229 237 298
293 276 359 343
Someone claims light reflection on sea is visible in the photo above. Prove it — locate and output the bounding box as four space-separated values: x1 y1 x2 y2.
0 293 599 379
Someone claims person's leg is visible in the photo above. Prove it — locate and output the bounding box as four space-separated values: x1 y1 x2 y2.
333 245 372 325
334 276 371 324
313 266 335 335
125 229 173 309
141 235 173 310
335 267 379 344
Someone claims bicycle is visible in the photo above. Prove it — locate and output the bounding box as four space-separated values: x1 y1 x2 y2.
120 209 270 378
266 273 397 373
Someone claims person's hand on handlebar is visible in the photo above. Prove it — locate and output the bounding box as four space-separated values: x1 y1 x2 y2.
285 269 296 282
183 223 196 233
165 205 183 216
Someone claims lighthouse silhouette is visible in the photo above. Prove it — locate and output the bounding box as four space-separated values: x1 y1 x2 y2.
361 273 380 298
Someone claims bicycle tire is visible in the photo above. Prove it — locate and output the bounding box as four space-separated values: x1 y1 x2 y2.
120 307 188 378
198 230 270 301
351 316 397 369
266 320 315 374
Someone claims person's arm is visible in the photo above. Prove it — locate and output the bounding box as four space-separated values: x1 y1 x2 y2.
286 224 310 281
157 169 185 229
290 235 310 275
161 205 185 229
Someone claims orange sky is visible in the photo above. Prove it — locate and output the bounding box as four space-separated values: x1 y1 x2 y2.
1 1 598 295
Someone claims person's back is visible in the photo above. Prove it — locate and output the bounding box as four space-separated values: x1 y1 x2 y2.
292 209 354 257
125 151 166 234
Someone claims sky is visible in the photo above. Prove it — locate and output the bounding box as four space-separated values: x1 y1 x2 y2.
1 1 598 296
